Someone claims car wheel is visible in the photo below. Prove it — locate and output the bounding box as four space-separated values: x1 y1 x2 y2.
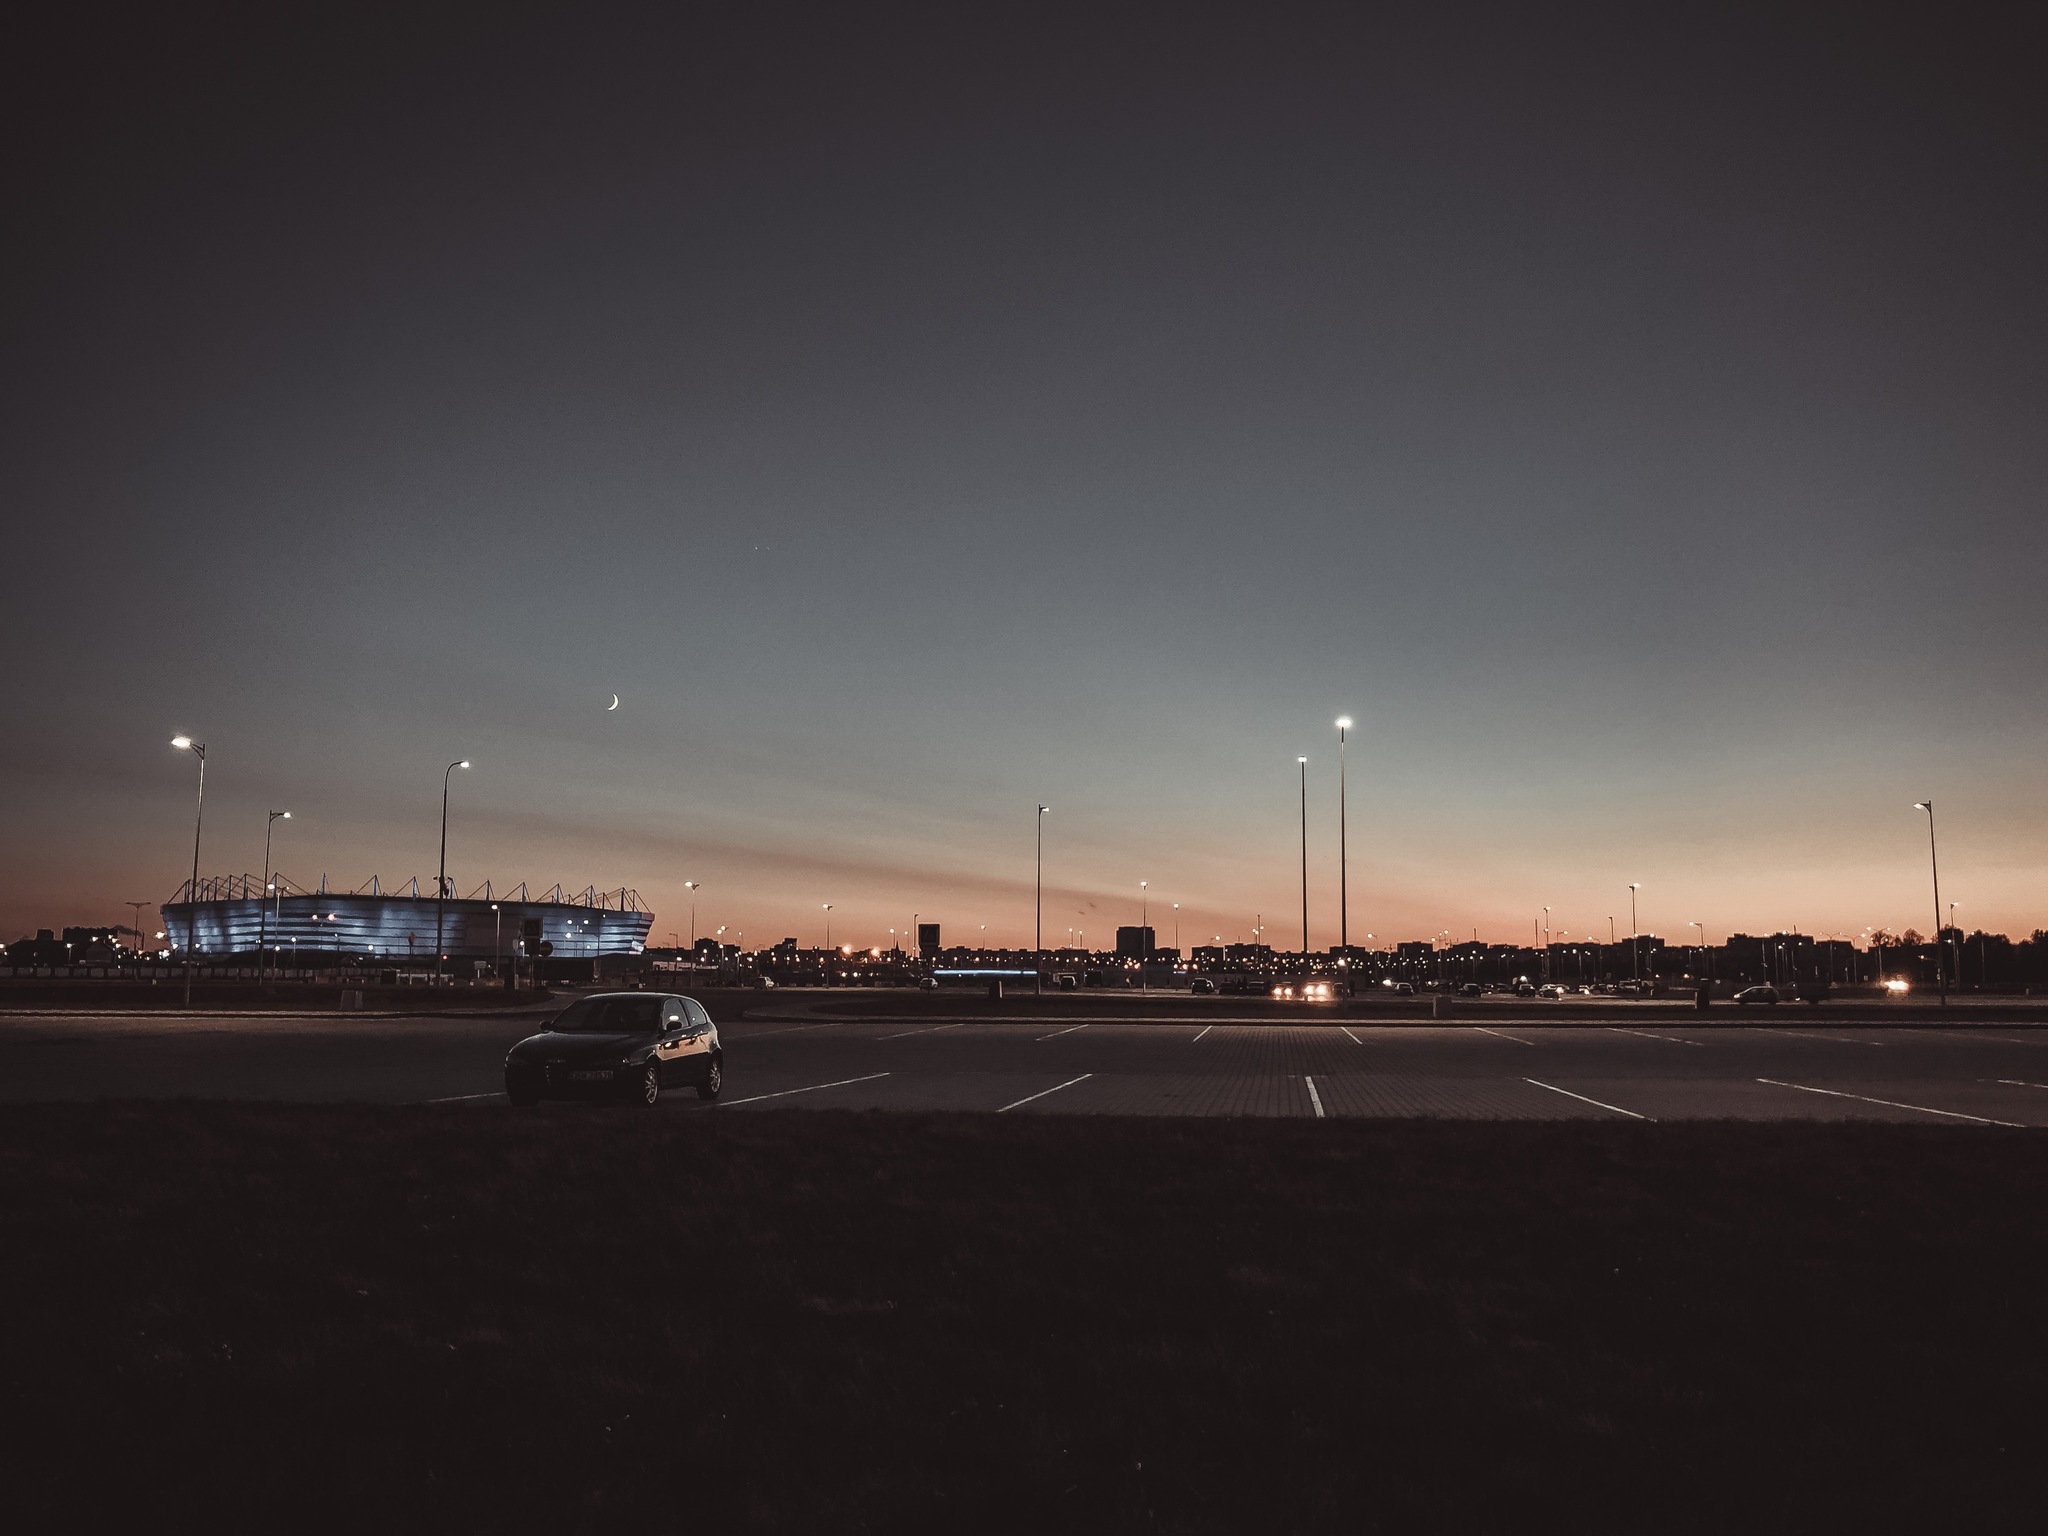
697 1057 722 1101
637 1064 660 1106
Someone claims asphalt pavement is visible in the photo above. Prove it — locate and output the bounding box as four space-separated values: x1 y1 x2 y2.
5 998 2048 1124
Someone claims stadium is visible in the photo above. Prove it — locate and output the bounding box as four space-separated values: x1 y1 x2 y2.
159 874 653 970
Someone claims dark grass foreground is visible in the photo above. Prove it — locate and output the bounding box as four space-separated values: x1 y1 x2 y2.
3 1108 2044 1532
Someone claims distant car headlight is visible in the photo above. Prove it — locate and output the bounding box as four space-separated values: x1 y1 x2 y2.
1884 980 1909 995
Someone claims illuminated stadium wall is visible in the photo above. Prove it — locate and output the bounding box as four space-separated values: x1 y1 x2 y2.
159 892 653 962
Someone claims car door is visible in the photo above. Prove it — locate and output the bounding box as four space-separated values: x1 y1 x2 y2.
682 998 716 1082
656 997 689 1084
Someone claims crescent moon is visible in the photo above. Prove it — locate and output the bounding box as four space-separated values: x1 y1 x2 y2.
608 694 620 711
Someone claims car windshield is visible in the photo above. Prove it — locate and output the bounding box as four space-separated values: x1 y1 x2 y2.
548 996 665 1034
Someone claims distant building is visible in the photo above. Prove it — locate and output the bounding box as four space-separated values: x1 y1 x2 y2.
6 927 127 965
158 876 651 964
1115 926 1156 959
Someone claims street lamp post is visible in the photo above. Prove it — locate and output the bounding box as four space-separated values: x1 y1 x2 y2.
1036 805 1048 994
1948 901 1958 992
1297 756 1309 956
1336 717 1353 959
257 809 290 982
1541 905 1550 981
1689 920 1705 981
1140 881 1149 994
170 737 206 1006
1628 883 1642 983
434 760 470 985
822 904 833 965
1913 801 1945 1005
684 881 701 974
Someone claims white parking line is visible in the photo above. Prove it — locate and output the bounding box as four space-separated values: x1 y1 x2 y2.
742 1021 847 1038
1340 1027 1365 1045
1942 1030 2048 1047
998 1074 1092 1112
423 1091 504 1103
724 1072 891 1106
1524 1078 1651 1120
1753 1028 1883 1047
1035 1024 1089 1042
877 1023 965 1041
1191 1024 1213 1043
1304 1076 1325 1118
1606 1026 1700 1046
1472 1026 1535 1046
1996 1079 2048 1090
1756 1077 2022 1127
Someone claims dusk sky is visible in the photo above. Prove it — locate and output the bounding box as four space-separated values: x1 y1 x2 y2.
5 3 2043 949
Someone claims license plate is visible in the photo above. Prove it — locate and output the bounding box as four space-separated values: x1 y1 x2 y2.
568 1069 613 1081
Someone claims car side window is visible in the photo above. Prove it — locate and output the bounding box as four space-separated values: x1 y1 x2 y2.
684 999 712 1031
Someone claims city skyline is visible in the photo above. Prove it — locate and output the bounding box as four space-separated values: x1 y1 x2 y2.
22 721 2034 954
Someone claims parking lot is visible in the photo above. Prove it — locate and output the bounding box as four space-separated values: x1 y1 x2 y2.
5 1000 2047 1125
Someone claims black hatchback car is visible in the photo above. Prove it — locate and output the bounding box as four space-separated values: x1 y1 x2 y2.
504 992 723 1106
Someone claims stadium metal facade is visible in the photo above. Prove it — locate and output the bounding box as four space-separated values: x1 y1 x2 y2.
159 875 653 963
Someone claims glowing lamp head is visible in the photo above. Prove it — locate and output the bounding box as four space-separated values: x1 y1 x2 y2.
1335 716 1352 730
170 736 193 750
458 760 471 770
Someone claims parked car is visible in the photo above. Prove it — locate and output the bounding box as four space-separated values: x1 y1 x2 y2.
1537 983 1563 999
504 992 722 1106
1057 973 1079 991
1733 984 1781 1006
1190 976 1216 995
750 975 776 989
1458 982 1482 997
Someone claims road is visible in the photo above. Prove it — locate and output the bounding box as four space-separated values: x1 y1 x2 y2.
5 1000 2048 1124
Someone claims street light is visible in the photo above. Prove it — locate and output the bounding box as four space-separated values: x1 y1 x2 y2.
1140 880 1149 994
170 736 206 1006
1297 756 1309 955
1336 717 1352 976
1036 805 1049 994
1913 801 1945 1005
1689 920 1705 982
822 904 833 957
684 881 701 968
258 810 290 983
1628 883 1642 983
434 760 470 985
